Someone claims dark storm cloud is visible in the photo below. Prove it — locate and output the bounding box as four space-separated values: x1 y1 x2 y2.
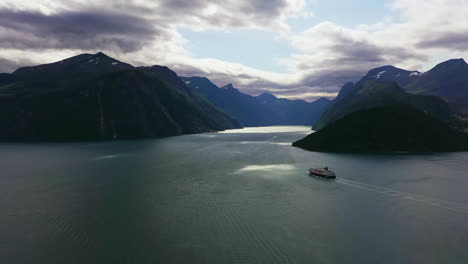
176 62 341 101
237 0 289 17
0 9 162 52
155 0 292 28
157 0 288 18
289 24 428 95
416 31 468 51
297 31 424 71
157 0 206 11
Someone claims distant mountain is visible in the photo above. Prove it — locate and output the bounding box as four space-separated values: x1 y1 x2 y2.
293 107 468 152
182 77 276 126
182 76 330 126
404 59 468 112
0 52 241 141
254 93 331 125
313 80 451 131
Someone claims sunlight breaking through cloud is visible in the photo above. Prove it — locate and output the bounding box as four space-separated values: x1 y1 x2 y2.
232 164 298 179
240 141 291 146
235 164 296 173
219 126 312 134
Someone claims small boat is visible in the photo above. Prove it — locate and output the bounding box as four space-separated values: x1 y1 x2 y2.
309 167 336 179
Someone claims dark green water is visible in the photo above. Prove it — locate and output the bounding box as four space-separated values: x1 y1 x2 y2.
1 126 468 263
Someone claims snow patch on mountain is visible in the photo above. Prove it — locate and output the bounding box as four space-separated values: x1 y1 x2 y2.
375 70 386 79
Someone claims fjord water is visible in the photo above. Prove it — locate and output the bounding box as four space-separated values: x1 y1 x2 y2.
1 127 468 263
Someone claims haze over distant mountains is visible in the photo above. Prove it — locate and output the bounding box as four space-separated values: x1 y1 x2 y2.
182 76 330 127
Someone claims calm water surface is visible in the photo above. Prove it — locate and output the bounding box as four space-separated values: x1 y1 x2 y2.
1 126 468 263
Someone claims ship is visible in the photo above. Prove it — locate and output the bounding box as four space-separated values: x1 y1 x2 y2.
309 167 336 179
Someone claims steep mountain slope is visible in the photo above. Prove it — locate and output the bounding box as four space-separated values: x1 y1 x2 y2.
0 53 241 141
138 66 240 130
334 82 356 101
182 76 330 126
293 107 468 152
313 80 451 131
404 59 468 112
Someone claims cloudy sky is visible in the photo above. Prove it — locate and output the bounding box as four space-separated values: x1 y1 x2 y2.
1 0 467 101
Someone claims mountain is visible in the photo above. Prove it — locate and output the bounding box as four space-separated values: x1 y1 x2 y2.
136 66 240 130
313 80 451 131
182 77 276 126
317 65 423 128
0 52 241 141
335 66 422 102
182 76 331 126
293 107 468 152
12 52 134 81
404 58 468 112
355 65 421 88
335 82 356 101
254 93 331 125
0 73 13 86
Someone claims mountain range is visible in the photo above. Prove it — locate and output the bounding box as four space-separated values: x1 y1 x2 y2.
313 80 451 131
0 52 240 141
314 58 468 131
1 52 467 143
182 76 330 127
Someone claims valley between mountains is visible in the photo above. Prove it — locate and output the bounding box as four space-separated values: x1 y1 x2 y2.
1 52 467 151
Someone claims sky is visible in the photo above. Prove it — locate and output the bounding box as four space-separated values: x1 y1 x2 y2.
1 0 468 101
